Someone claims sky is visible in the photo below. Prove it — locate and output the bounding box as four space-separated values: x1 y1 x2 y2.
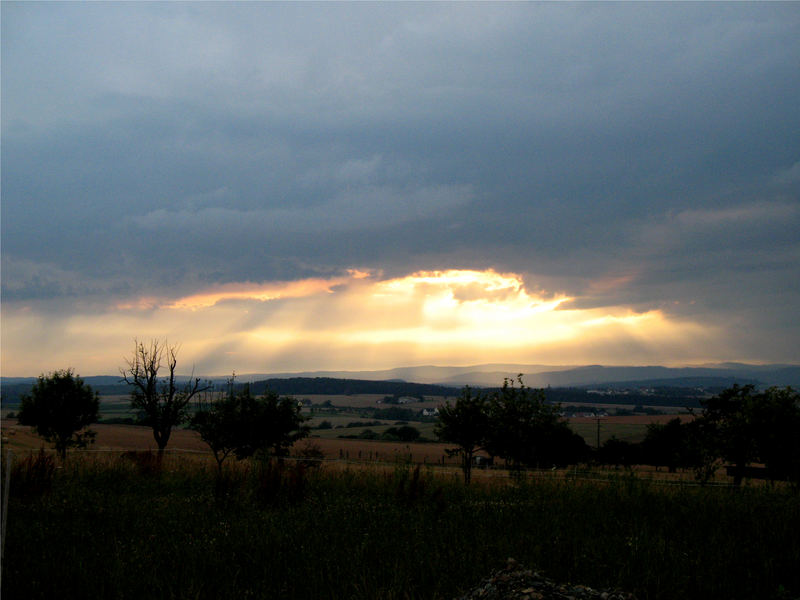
2 2 799 377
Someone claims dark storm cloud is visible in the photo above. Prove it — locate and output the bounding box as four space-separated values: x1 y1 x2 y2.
2 2 799 361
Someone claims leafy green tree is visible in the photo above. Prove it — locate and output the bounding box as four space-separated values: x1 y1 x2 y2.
694 384 800 485
229 387 309 460
192 383 309 469
641 417 689 473
539 423 591 467
191 379 243 473
120 339 211 456
679 418 719 484
382 425 421 442
484 376 561 471
18 369 99 459
702 385 759 485
746 386 800 483
597 436 639 468
248 390 310 459
435 387 489 484
437 377 592 479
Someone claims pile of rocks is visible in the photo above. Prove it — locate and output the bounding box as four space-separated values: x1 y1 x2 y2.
455 558 637 600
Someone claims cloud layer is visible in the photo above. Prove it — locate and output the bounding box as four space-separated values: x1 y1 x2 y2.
2 3 799 374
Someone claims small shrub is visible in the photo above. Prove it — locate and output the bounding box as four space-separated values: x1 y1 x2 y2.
296 439 325 469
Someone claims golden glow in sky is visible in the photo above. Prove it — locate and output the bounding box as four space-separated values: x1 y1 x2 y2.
1 268 728 376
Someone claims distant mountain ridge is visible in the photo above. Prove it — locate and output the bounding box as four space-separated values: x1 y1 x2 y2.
2 363 798 400
233 363 800 388
519 365 800 389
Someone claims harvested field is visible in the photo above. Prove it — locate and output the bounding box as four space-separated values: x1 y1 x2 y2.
0 417 755 486
1 421 207 453
568 413 695 445
1 419 459 464
1 414 694 458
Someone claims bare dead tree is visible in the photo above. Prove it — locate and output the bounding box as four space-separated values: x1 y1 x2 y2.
120 339 211 456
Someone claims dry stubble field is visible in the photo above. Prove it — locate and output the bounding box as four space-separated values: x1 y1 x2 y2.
1 413 700 484
1 414 688 453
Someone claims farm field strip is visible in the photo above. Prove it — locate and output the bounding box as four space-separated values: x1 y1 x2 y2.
1 414 689 456
2 420 743 485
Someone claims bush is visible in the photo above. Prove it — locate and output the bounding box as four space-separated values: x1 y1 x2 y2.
382 425 420 442
295 440 325 469
359 429 378 440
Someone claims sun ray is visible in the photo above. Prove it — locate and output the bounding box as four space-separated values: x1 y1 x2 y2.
1 268 727 375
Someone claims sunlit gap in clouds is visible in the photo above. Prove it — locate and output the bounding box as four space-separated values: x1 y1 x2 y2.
351 270 574 346
2 268 720 375
109 268 713 372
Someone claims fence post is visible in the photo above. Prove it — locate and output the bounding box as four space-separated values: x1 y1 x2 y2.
2 450 12 563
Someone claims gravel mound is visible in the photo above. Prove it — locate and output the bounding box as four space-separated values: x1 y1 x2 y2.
455 558 637 600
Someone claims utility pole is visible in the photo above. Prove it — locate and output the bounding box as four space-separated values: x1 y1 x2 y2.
595 415 602 450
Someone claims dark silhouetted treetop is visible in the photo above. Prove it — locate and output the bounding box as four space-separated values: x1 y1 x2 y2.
694 384 800 484
435 386 490 484
484 375 562 470
18 369 99 459
192 380 309 468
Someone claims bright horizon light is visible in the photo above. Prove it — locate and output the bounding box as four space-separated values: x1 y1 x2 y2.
0 267 738 377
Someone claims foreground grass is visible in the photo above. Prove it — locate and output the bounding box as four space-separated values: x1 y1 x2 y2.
2 454 799 600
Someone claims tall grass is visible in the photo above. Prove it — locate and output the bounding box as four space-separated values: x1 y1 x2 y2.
2 454 798 599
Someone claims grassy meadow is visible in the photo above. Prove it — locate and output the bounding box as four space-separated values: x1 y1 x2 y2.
2 451 799 600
